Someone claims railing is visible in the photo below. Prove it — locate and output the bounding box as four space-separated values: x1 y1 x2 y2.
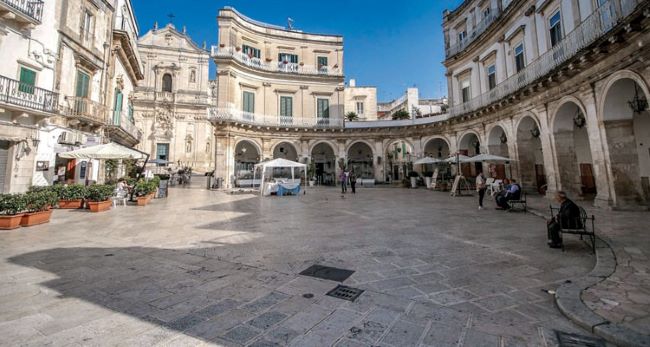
208 104 344 128
109 110 142 141
449 0 641 117
446 8 501 58
0 0 43 22
345 114 452 129
0 74 58 113
114 14 143 68
211 46 343 77
62 96 106 122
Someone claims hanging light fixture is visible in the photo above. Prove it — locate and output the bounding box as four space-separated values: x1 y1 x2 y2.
628 83 648 114
573 110 586 128
500 133 508 144
530 127 541 138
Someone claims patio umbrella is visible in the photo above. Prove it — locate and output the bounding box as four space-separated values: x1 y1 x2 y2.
147 159 170 165
467 154 514 162
413 157 441 165
443 154 471 163
58 142 148 160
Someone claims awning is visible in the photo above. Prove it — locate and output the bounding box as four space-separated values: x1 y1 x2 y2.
58 142 147 160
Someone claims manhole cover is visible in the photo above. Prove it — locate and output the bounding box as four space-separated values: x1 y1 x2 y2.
326 285 364 302
299 265 354 282
555 331 606 347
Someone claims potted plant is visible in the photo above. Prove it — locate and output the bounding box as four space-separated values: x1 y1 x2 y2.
0 194 27 230
135 180 156 206
307 162 316 187
423 171 433 189
21 190 57 227
58 184 87 209
408 171 419 188
86 185 114 212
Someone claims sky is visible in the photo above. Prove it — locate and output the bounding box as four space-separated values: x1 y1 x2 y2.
132 0 464 102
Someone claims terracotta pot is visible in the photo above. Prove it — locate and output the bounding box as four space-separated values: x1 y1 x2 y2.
136 196 149 206
58 199 83 209
0 214 25 230
88 200 111 213
20 209 52 227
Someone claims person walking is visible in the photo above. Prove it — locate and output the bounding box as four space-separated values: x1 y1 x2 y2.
339 170 347 194
476 171 487 210
350 170 357 194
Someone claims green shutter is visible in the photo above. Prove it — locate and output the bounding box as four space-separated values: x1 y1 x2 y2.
317 99 329 119
113 90 123 125
19 67 36 94
280 96 292 117
76 71 90 97
243 92 255 113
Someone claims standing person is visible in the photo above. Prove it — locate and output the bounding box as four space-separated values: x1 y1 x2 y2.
339 170 347 194
476 171 487 210
350 170 357 194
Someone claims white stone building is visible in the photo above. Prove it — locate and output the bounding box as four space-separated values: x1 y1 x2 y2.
344 79 378 121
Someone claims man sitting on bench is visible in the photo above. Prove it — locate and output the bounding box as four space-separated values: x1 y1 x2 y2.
495 179 521 210
547 191 582 248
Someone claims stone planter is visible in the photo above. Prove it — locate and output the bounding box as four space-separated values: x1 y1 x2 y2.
20 209 52 227
136 196 149 206
58 199 84 209
410 177 418 188
88 200 111 213
424 177 432 189
0 214 25 230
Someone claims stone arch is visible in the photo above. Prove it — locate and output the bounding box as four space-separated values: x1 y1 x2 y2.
233 139 261 186
598 71 650 207
551 99 596 198
345 139 375 155
422 136 451 159
516 115 546 191
308 139 338 155
458 130 482 178
384 139 414 182
310 141 337 186
271 141 299 161
486 124 511 180
347 141 375 179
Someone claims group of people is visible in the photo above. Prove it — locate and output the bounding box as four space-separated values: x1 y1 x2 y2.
475 173 521 211
339 169 358 194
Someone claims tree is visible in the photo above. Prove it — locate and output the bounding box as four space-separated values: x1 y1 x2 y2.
345 112 359 121
392 109 410 120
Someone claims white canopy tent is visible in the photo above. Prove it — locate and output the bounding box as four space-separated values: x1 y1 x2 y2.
253 158 307 196
59 142 148 160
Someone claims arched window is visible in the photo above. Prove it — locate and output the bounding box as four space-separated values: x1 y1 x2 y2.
189 70 196 83
162 73 173 92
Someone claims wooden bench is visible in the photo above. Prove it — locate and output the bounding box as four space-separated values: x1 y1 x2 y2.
549 205 596 253
508 192 527 212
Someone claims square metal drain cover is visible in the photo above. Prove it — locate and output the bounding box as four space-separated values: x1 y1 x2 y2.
299 265 354 282
326 285 364 302
555 331 606 347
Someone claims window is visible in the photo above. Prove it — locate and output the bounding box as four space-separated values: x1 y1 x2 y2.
514 43 525 73
460 79 471 103
317 98 329 119
162 73 173 92
482 6 491 18
458 30 467 42
280 96 293 118
156 143 169 162
18 67 36 94
356 101 364 115
487 64 496 90
189 70 196 83
317 56 328 68
80 10 94 43
75 70 90 98
242 91 255 113
113 89 123 125
278 53 298 64
549 11 563 47
242 45 261 58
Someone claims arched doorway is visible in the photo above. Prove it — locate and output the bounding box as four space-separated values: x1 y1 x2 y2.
553 101 596 198
162 73 173 92
234 140 260 187
487 126 510 179
347 142 374 180
601 77 650 207
273 142 299 161
458 132 481 178
516 116 546 192
311 142 336 185
423 138 451 179
386 140 414 183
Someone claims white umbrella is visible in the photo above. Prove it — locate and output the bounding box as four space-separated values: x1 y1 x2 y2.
414 157 441 165
58 142 147 160
468 154 514 162
443 154 472 163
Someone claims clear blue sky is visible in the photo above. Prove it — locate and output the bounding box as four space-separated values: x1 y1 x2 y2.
132 0 464 102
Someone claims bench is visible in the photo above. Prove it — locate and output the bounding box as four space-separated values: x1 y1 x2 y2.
549 205 596 253
508 192 527 212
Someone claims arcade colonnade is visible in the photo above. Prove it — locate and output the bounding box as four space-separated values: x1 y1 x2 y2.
213 68 650 209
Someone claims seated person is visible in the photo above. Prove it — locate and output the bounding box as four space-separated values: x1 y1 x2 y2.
547 191 582 248
116 178 132 193
495 179 521 210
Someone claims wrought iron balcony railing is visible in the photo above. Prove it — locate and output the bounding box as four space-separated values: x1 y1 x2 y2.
62 96 107 123
0 0 43 23
449 0 642 117
208 103 344 128
212 46 343 77
0 74 57 113
109 110 142 141
446 8 501 58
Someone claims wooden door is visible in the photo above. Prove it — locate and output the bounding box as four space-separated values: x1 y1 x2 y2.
535 164 547 193
495 164 506 179
580 163 596 194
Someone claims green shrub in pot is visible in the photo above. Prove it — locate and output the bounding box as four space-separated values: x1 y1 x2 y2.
24 191 58 212
59 184 87 201
86 185 115 202
0 194 27 216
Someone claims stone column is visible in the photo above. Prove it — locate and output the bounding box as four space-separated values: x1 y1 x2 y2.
374 139 384 183
214 132 231 188
537 105 560 198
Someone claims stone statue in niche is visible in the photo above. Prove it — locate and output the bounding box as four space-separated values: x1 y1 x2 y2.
155 109 174 139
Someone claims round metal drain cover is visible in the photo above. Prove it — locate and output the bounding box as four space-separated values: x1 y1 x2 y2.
302 293 314 299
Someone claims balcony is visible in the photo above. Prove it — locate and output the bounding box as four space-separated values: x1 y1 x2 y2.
0 0 43 25
446 8 501 58
113 15 144 80
212 46 343 77
208 103 344 129
107 110 142 145
62 96 107 123
0 74 58 114
449 0 643 117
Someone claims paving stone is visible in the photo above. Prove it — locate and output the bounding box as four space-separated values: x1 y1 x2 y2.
429 288 477 306
422 321 463 346
222 324 261 344
247 311 288 330
462 329 500 347
472 294 519 312
379 319 426 346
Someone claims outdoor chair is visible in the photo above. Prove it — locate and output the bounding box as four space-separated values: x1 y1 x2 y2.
112 188 128 207
487 179 503 196
549 205 596 253
508 192 527 213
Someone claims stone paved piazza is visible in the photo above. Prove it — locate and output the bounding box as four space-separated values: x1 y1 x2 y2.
0 186 600 346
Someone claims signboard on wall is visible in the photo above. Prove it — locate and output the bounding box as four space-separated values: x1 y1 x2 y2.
36 161 49 171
